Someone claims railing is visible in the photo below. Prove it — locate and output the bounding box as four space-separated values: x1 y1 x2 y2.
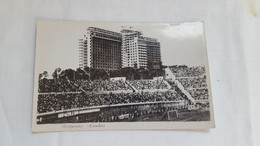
37 100 186 117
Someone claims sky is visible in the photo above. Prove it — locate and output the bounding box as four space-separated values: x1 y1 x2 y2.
35 21 209 75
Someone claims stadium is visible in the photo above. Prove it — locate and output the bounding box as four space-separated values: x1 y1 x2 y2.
36 65 210 124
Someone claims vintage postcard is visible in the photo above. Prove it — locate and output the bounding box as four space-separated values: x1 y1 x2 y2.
32 21 215 132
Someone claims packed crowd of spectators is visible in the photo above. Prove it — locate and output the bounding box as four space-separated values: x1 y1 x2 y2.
37 91 185 113
177 76 207 89
75 79 132 92
170 66 206 77
169 66 209 100
187 88 209 100
38 79 80 93
128 80 169 90
39 78 170 93
39 79 132 93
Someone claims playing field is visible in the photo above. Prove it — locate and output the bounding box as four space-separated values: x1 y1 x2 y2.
125 109 210 122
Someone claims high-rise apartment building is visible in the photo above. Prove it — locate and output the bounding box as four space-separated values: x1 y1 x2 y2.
79 27 122 71
121 29 161 69
146 37 162 69
79 38 88 68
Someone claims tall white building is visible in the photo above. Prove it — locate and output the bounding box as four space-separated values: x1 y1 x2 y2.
79 27 122 70
121 29 161 69
79 38 88 69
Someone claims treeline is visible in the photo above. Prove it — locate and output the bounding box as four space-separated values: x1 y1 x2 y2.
39 67 165 81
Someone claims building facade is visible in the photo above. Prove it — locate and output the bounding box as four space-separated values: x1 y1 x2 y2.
145 37 162 69
79 27 122 71
121 29 162 69
79 38 88 68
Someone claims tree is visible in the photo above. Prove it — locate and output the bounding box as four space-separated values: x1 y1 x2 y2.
39 71 48 80
42 71 48 78
137 68 145 80
76 68 88 80
38 74 43 80
52 68 62 82
83 67 91 80
59 69 76 81
120 67 139 80
134 62 137 69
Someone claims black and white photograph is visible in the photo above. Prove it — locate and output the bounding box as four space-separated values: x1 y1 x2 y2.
32 21 215 132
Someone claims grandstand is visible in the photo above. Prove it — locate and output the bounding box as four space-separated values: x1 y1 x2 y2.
127 79 169 90
76 79 132 92
36 66 210 124
38 79 81 93
37 90 187 114
169 66 209 101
